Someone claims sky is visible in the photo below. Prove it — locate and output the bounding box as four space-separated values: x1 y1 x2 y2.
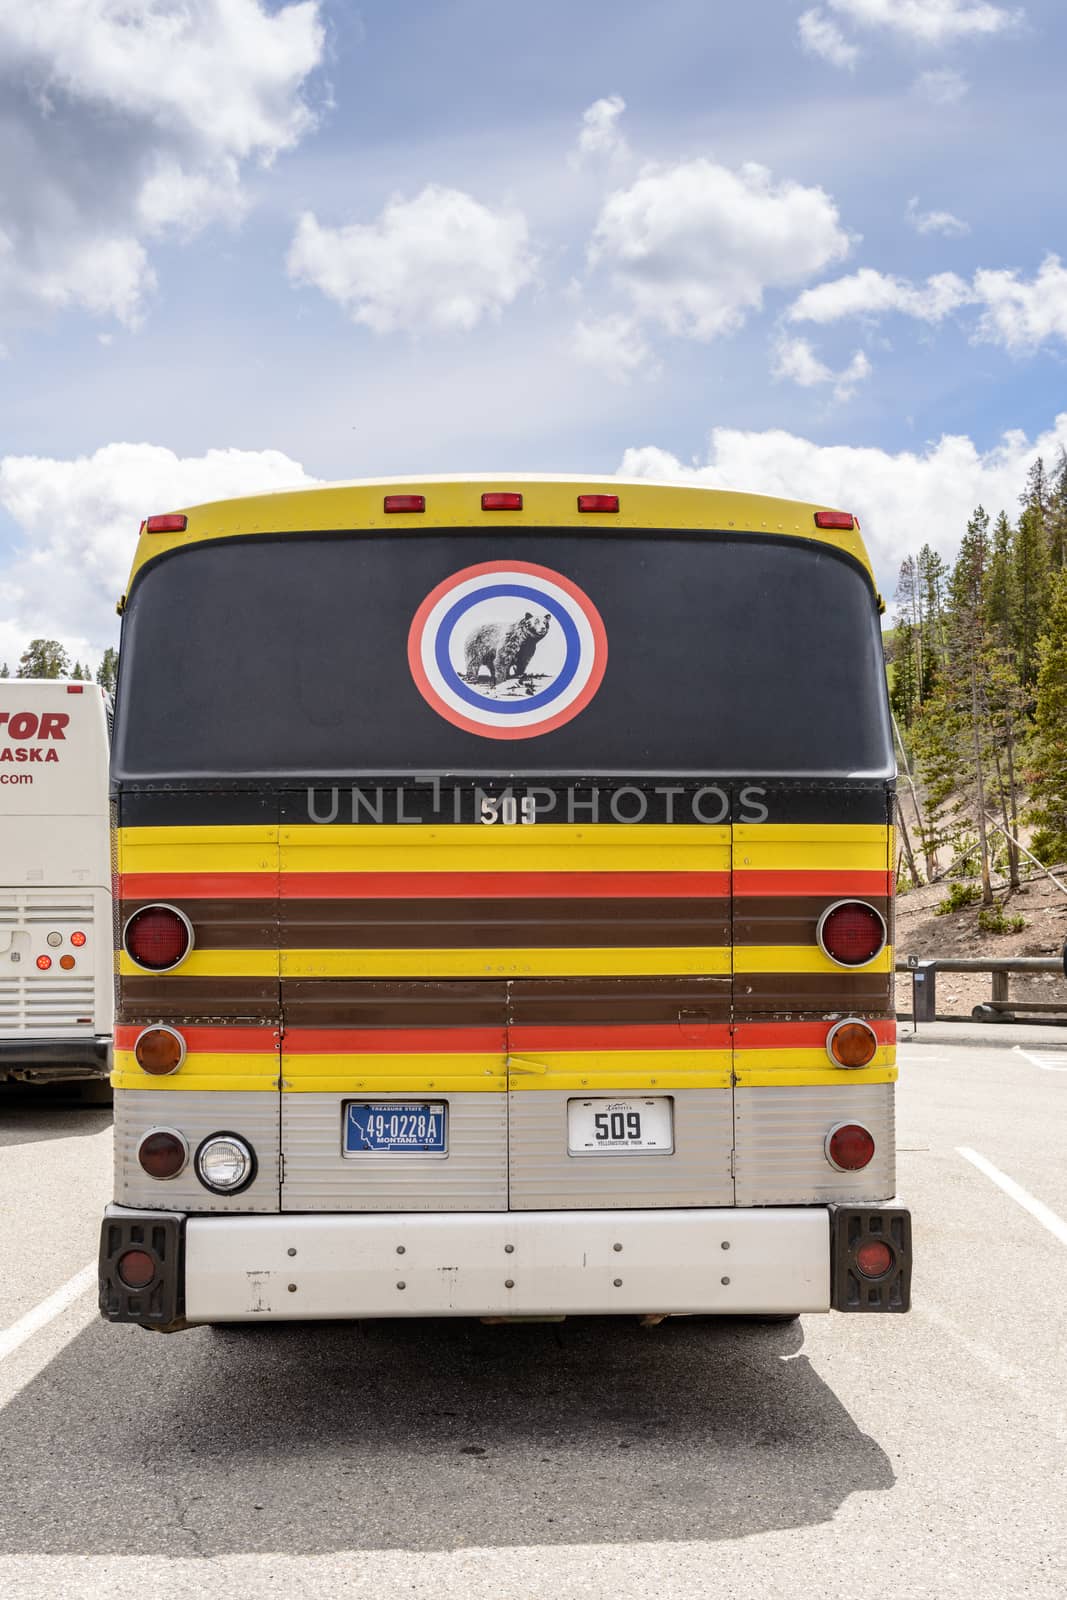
1 0 1066 668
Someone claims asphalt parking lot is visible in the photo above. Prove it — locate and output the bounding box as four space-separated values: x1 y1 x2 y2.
1 1041 1064 1600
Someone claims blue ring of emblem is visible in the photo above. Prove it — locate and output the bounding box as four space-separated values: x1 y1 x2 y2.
432 583 582 714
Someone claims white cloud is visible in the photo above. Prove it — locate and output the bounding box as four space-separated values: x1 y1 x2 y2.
617 413 1067 590
588 159 851 341
287 186 537 335
0 1 325 328
0 442 315 665
570 96 630 166
572 314 652 381
797 10 861 68
825 0 1018 45
973 255 1067 352
914 67 970 102
773 337 872 400
790 256 1067 354
789 267 973 324
906 198 970 236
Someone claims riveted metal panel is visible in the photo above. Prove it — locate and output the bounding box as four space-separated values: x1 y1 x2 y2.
113 1088 280 1212
507 1087 734 1211
733 1082 895 1206
280 1091 507 1212
184 1206 831 1320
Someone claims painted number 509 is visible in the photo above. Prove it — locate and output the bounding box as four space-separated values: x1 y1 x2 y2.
480 795 537 825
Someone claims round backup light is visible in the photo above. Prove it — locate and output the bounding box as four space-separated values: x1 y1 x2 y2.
826 1019 879 1069
123 904 193 972
856 1239 894 1279
46 931 63 948
134 1024 186 1076
196 1133 255 1195
117 1249 156 1289
70 931 87 947
825 1122 876 1172
137 1128 189 1180
817 900 887 968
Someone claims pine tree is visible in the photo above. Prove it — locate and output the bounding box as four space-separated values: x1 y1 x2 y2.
17 640 71 679
0 663 9 678
1048 449 1067 570
986 510 1014 651
1012 505 1050 687
1028 568 1067 867
96 647 119 698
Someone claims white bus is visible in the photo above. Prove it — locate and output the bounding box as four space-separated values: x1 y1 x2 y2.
0 679 113 1083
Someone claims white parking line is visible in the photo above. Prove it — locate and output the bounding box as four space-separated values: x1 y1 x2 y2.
1013 1046 1067 1072
0 1263 96 1362
957 1147 1067 1247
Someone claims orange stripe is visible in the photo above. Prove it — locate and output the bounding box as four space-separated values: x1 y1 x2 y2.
114 1024 278 1053
119 873 273 899
285 1026 505 1054
734 1019 895 1048
734 870 893 897
118 870 730 900
508 1023 732 1052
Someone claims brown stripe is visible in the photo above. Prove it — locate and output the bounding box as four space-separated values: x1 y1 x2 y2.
735 973 893 1016
280 897 729 950
120 898 276 952
118 976 279 1023
508 976 731 1026
280 979 507 1029
733 896 890 945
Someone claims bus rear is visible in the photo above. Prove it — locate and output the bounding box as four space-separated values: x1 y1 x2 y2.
100 478 911 1329
0 679 112 1083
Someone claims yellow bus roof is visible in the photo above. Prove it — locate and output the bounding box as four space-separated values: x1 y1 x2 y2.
122 475 879 601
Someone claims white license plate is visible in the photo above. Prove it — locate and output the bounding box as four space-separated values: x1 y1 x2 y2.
567 1097 673 1155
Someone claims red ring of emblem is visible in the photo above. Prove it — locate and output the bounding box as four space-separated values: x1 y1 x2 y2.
407 559 608 740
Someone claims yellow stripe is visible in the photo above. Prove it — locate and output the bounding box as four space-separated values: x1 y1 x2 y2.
734 1044 896 1087
733 823 890 873
126 480 875 590
119 829 278 874
112 1050 278 1091
280 823 730 874
283 1052 505 1093
734 945 893 975
280 947 731 979
508 1049 732 1092
119 950 279 978
740 1065 897 1087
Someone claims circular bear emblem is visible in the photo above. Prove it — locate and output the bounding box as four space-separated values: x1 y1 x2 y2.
407 560 608 739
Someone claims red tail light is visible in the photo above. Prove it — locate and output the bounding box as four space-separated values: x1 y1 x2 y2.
814 511 855 530
855 1239 893 1278
136 1128 189 1180
123 904 193 972
36 954 52 971
577 494 620 513
826 1122 876 1171
66 684 83 694
817 900 886 967
70 931 87 947
481 492 523 511
384 494 425 513
116 1249 156 1289
145 514 188 533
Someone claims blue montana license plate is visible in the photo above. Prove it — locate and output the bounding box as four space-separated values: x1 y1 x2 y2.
343 1101 447 1155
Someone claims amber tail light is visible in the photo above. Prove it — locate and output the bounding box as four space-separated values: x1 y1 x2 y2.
826 1019 879 1068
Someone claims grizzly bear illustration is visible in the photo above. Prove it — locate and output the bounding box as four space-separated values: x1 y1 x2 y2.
464 610 552 690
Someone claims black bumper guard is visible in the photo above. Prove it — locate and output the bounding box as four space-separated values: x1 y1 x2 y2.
99 1210 186 1330
830 1205 912 1312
